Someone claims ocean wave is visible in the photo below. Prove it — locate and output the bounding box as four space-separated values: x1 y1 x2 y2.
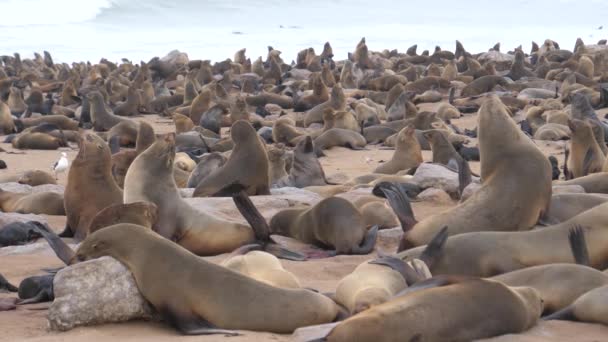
0 0 112 26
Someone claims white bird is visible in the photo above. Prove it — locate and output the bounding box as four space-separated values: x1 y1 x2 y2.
52 152 69 179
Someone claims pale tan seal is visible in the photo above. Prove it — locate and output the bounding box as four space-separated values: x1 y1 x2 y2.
17 170 57 186
88 201 158 233
221 249 301 289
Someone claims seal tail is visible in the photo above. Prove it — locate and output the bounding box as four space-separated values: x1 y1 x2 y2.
31 222 76 266
419 226 448 270
568 225 590 266
543 307 577 321
350 225 378 255
372 182 417 233
0 273 18 292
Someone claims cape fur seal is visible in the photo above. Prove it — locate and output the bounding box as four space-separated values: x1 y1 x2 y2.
0 189 64 215
268 196 378 255
313 128 366 153
63 133 123 240
88 201 158 233
186 152 228 188
74 224 337 334
11 132 66 150
373 126 422 174
87 91 132 131
17 170 57 186
221 249 301 289
277 136 330 188
193 120 270 197
124 133 256 255
300 277 542 342
388 95 552 250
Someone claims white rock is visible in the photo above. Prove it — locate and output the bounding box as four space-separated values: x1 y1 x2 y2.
48 257 154 331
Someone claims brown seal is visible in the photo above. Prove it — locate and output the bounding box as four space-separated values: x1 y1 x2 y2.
299 277 542 342
423 129 464 167
566 119 606 179
172 113 195 133
17 170 57 186
541 193 608 225
313 128 366 153
294 73 328 111
0 101 15 134
12 132 66 150
113 85 140 116
374 126 422 174
63 133 123 240
0 189 64 215
88 201 158 233
387 95 552 250
87 91 132 131
272 116 304 146
461 75 508 97
73 224 337 334
269 196 378 254
193 120 270 197
124 133 256 255
267 144 289 186
304 84 346 126
110 121 156 188
277 136 330 188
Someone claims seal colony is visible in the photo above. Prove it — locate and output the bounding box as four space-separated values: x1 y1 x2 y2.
1 35 608 342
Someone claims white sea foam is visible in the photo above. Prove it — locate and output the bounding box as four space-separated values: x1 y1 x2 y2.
0 0 605 63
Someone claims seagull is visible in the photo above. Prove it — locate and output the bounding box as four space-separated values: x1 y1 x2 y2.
52 152 68 179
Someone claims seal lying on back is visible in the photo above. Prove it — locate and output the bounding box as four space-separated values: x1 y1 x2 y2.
193 120 270 197
297 277 542 342
74 224 338 334
385 95 552 250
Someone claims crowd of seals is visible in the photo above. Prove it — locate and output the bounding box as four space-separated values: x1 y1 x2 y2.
1 35 608 341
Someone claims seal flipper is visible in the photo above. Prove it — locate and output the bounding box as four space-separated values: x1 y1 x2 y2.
160 306 240 336
350 225 378 255
16 289 52 305
542 307 577 321
394 275 476 299
292 322 339 342
582 148 595 176
369 255 424 285
568 225 590 266
0 273 18 292
374 182 417 232
32 223 76 265
231 190 307 261
57 223 74 238
419 226 448 270
455 158 472 199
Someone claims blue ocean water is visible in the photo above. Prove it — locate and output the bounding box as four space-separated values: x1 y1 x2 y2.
0 0 606 63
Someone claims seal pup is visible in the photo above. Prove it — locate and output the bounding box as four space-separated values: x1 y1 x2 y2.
124 133 257 255
73 224 338 334
17 170 57 186
388 95 552 250
313 128 366 153
298 277 542 342
193 120 270 197
277 136 330 188
268 196 378 255
172 113 195 133
88 201 158 233
0 221 45 247
373 126 422 174
17 274 54 305
272 116 305 146
424 129 464 167
186 152 228 188
11 132 66 150
63 133 123 240
0 189 65 215
221 249 301 289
